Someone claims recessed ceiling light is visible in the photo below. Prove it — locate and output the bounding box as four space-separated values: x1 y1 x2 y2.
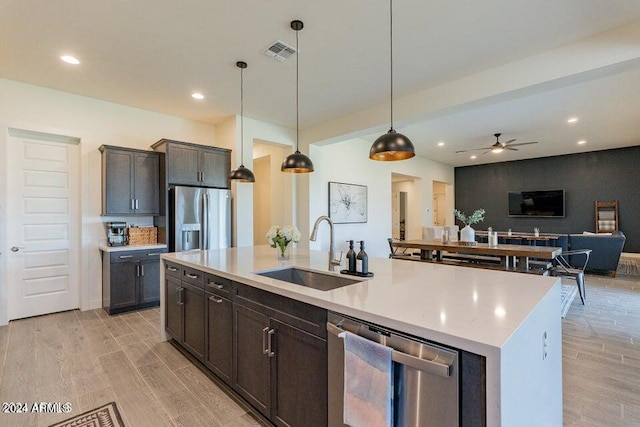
567 117 578 123
60 55 80 65
437 141 445 147
577 140 586 145
470 155 477 159
191 93 204 100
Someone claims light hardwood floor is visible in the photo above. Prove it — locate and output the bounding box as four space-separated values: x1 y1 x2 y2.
0 275 638 426
0 307 266 427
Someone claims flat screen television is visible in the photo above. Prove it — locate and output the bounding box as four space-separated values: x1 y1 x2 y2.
508 190 565 217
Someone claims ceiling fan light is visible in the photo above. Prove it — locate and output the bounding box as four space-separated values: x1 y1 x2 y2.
229 164 255 182
369 129 415 161
491 147 504 153
281 150 314 173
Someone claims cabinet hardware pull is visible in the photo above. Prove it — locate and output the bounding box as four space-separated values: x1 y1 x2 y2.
135 199 139 209
207 282 224 290
186 273 199 279
178 287 185 305
135 265 140 277
176 288 181 304
140 265 144 276
147 253 161 256
262 327 269 354
209 296 223 303
131 199 135 210
267 329 275 357
119 255 133 259
167 266 178 272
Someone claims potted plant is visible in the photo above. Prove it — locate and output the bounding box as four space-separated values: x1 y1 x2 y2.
533 227 540 237
454 208 486 243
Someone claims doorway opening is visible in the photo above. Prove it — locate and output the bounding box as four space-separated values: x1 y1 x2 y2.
391 173 420 240
432 181 453 226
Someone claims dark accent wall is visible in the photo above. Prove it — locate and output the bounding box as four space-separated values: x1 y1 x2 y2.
455 146 640 252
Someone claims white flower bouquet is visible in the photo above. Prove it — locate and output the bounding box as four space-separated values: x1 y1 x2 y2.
266 225 301 258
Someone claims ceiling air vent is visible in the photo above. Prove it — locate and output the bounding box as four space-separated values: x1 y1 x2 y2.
263 40 297 62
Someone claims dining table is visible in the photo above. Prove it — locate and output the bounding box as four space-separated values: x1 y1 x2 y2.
390 239 563 272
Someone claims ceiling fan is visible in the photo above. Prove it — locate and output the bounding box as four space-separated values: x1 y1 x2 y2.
455 133 538 154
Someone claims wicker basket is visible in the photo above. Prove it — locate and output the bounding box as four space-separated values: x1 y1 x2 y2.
127 227 158 245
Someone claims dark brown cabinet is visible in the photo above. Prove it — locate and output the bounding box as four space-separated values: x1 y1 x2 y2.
164 262 206 362
233 284 328 427
151 139 231 189
100 145 160 215
205 277 233 384
101 248 167 315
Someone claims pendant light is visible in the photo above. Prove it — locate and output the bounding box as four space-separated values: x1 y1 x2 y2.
229 61 255 182
281 20 314 173
369 0 415 161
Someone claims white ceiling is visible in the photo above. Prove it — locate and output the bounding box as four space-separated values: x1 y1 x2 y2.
2 0 640 166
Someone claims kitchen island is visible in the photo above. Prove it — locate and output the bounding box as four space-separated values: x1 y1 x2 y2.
160 245 562 426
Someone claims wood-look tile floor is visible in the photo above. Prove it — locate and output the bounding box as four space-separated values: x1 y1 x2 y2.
0 307 267 427
0 274 638 426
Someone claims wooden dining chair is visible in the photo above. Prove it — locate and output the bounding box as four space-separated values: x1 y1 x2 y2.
550 249 592 304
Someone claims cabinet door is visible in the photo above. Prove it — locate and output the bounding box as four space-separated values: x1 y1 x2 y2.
234 304 271 418
165 276 183 342
205 293 233 384
109 261 138 310
271 319 328 427
167 143 200 185
103 149 134 215
200 148 230 189
182 281 205 361
133 152 160 215
139 259 160 305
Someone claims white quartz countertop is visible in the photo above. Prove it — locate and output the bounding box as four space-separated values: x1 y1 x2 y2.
99 243 167 252
162 245 560 357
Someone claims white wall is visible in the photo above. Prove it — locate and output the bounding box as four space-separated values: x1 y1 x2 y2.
253 156 271 244
0 78 221 321
218 116 296 247
253 142 293 235
308 138 454 259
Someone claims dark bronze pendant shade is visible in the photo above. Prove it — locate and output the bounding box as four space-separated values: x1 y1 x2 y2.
369 0 415 161
230 60 255 183
282 20 314 174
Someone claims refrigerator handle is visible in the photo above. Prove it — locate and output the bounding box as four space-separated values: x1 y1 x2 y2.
202 192 209 250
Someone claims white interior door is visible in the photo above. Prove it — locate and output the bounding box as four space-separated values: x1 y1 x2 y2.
6 130 80 320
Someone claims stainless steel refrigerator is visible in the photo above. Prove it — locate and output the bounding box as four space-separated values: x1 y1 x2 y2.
168 186 231 252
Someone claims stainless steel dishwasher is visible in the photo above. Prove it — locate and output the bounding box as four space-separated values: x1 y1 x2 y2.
327 312 459 427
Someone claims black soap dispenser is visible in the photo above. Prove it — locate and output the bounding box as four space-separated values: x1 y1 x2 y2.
356 241 368 275
346 240 356 273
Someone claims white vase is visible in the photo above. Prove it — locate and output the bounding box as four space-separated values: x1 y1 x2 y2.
460 225 475 243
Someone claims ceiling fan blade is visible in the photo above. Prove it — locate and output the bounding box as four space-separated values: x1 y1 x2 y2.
505 147 519 151
482 150 491 155
502 139 517 145
507 141 538 147
455 147 491 153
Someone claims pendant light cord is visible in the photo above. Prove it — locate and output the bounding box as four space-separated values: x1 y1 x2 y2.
296 29 300 152
389 0 394 131
240 66 244 165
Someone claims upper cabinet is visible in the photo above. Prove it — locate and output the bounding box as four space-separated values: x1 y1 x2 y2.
100 145 160 216
152 139 231 189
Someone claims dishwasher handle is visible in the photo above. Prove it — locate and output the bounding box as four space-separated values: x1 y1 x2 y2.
327 322 452 378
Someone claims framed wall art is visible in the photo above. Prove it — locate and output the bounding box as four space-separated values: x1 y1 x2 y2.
328 181 367 224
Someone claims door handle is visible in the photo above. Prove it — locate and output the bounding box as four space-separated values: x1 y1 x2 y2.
185 273 199 279
177 288 185 305
135 265 140 277
11 246 26 252
267 329 275 357
131 199 135 210
262 327 269 354
208 296 223 303
207 282 224 290
135 199 139 210
140 264 144 276
167 266 178 272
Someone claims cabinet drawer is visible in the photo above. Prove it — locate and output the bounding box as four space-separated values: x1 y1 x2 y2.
182 265 205 288
164 261 183 278
110 251 143 263
205 273 233 298
139 248 167 261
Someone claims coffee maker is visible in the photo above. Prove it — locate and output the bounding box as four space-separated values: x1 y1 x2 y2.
107 222 128 246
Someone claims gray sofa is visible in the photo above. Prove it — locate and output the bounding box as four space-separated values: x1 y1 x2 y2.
568 231 626 277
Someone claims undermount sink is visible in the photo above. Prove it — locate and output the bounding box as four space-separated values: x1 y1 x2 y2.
256 267 361 291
